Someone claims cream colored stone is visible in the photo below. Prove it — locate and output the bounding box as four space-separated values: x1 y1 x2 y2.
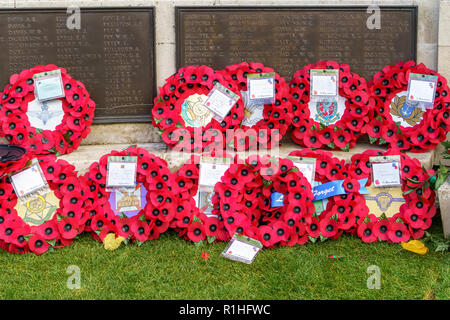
163 141 435 170
418 44 438 70
438 45 450 80
155 0 175 44
80 123 162 145
437 179 450 238
439 0 450 46
156 42 177 87
433 132 450 166
59 142 168 174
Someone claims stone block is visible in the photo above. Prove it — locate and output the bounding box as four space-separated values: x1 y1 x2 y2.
438 179 450 238
59 143 168 174
80 123 162 145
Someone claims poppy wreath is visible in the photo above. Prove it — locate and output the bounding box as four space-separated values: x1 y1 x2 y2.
152 65 245 153
289 60 371 151
81 146 178 245
346 149 436 243
0 154 88 255
0 64 95 155
287 149 355 242
201 155 317 248
218 62 293 150
367 61 450 152
169 152 232 244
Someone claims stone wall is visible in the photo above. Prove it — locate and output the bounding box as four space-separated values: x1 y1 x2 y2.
0 0 443 149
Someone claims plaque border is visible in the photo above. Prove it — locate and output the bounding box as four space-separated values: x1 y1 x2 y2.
0 6 156 124
175 5 418 80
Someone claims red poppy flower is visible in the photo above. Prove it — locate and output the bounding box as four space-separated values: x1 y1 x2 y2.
28 235 50 255
387 222 410 243
306 217 321 238
187 221 206 242
57 218 79 239
373 219 390 241
343 178 360 193
320 218 338 238
131 219 150 242
357 222 377 243
201 252 210 260
303 130 322 149
259 225 275 247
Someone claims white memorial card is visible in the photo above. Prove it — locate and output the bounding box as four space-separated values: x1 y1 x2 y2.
11 163 48 198
33 70 65 102
311 69 339 97
408 79 435 104
204 83 239 120
289 157 316 186
221 234 263 264
370 156 401 188
195 157 230 216
106 156 138 189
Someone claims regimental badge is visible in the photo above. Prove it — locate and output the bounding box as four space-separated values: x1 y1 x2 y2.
390 94 424 127
26 99 64 131
198 189 213 215
364 186 405 218
181 94 214 127
15 191 58 226
241 90 264 127
314 99 340 125
110 183 147 218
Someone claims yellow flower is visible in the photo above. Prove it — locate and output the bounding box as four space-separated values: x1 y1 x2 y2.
401 240 429 255
103 234 125 250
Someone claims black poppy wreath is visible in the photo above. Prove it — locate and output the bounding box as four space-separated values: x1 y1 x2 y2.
0 154 88 254
218 62 293 151
82 145 184 245
367 61 450 152
152 66 245 153
344 149 436 243
0 64 95 156
289 60 371 151
0 144 31 178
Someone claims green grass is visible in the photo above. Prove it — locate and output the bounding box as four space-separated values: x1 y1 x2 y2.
0 219 448 300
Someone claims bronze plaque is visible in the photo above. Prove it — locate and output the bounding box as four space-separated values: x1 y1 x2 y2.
0 7 155 123
176 6 417 81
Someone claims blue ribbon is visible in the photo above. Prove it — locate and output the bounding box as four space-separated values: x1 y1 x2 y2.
313 178 369 201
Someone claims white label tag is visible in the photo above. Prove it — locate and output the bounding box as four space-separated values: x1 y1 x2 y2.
195 158 230 216
248 77 275 100
204 84 239 120
372 162 401 187
11 163 47 198
292 161 315 186
222 239 261 264
408 79 435 104
198 161 230 187
106 158 137 189
33 70 65 101
311 74 338 96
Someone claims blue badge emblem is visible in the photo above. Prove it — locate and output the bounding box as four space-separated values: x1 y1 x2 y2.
315 99 340 125
400 101 418 118
270 192 284 208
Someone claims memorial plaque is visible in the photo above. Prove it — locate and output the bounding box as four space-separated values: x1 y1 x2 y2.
176 6 417 81
0 7 155 123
